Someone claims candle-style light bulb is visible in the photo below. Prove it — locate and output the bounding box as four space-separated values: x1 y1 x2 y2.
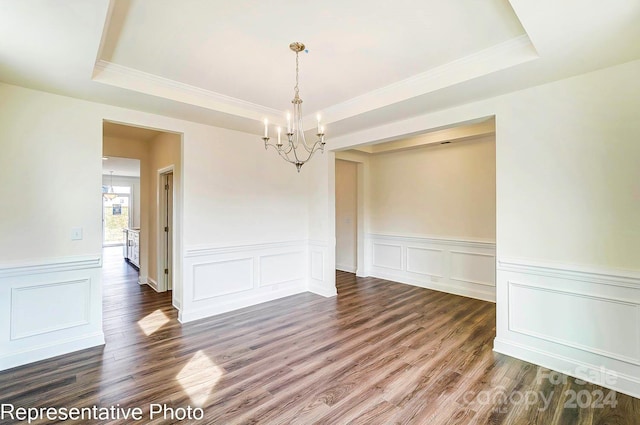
277 127 282 145
320 125 325 134
264 119 268 138
316 114 321 133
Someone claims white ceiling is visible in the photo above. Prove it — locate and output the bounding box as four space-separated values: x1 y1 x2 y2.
103 156 141 177
1 0 639 138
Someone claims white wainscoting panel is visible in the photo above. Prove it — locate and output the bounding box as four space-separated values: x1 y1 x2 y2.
372 243 403 271
0 255 104 371
182 241 321 323
451 251 496 287
308 240 337 298
311 251 324 282
193 258 253 300
11 279 90 340
260 252 305 287
495 258 640 399
406 247 444 277
366 234 496 302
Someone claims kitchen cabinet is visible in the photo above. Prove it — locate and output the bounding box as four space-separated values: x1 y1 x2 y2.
123 227 140 269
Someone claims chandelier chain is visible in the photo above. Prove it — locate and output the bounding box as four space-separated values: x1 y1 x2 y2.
294 51 300 99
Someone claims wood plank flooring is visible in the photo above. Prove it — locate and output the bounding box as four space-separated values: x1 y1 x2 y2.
0 246 638 424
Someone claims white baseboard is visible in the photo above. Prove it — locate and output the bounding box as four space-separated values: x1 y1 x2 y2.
0 332 104 371
172 297 181 310
336 264 357 273
138 275 147 285
308 282 338 298
147 277 159 292
371 269 495 302
494 338 640 400
178 284 305 323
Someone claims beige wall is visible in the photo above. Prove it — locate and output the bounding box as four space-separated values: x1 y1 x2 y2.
369 135 496 241
0 85 102 261
329 59 640 271
147 132 181 284
495 61 640 268
335 160 358 271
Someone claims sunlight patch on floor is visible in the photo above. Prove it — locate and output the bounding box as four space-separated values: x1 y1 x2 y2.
176 350 224 406
137 309 170 336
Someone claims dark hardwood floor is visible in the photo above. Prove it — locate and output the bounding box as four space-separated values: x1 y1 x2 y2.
1 246 638 424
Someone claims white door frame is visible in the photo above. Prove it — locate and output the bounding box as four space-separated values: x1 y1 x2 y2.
157 165 174 293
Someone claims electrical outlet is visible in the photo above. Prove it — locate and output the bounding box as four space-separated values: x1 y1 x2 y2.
71 227 83 240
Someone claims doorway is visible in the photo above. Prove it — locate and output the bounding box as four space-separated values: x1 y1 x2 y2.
335 159 358 273
102 186 131 246
102 121 181 300
159 167 174 291
102 158 141 247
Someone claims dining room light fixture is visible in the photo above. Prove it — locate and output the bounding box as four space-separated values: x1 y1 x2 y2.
103 170 117 201
262 42 325 172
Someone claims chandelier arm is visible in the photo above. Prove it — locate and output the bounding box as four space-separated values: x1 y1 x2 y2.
265 141 294 156
269 143 298 164
277 150 298 165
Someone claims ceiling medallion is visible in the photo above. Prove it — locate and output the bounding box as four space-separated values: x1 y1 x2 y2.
262 42 326 172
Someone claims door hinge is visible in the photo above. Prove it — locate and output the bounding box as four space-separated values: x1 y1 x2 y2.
164 268 169 274
165 184 169 190
164 226 168 232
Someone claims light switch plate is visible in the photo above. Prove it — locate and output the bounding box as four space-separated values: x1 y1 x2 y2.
71 227 83 240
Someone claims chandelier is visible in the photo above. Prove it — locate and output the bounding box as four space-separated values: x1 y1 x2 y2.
262 42 326 172
103 170 117 201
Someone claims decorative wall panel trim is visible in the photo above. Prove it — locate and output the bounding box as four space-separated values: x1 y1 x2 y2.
308 240 336 297
10 279 91 340
366 233 496 302
259 251 305 287
0 255 104 372
495 257 640 400
406 247 444 278
507 280 640 366
181 240 313 323
372 243 403 271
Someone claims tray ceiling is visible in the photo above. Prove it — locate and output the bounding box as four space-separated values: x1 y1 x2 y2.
0 0 638 137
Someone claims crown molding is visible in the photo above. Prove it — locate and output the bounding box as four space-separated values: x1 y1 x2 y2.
311 34 539 126
92 60 282 122
92 35 537 132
